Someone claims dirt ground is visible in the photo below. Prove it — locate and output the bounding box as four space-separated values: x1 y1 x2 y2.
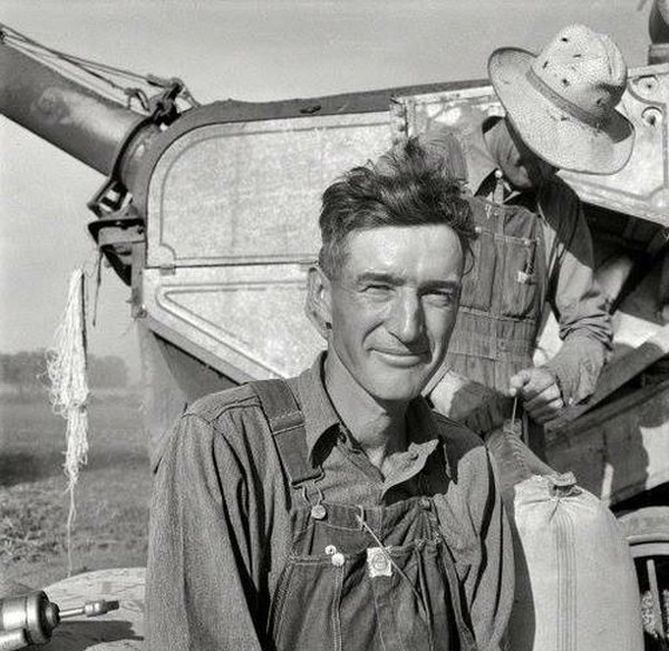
0 394 149 590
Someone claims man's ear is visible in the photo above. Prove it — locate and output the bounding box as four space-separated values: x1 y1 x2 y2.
305 265 333 341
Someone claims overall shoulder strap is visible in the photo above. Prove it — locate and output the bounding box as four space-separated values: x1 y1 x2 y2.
250 379 323 487
530 199 552 345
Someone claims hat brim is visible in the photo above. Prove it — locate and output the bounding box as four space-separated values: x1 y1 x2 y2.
488 48 634 175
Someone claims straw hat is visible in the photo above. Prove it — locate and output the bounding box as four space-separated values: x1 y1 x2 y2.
488 24 634 174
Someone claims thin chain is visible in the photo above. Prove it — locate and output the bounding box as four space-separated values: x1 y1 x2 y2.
0 23 198 108
1 24 147 87
355 507 425 606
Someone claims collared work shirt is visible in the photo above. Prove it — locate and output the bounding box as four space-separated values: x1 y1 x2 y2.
146 354 514 650
423 120 613 405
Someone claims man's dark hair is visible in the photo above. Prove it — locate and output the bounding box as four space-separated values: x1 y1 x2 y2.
318 137 476 278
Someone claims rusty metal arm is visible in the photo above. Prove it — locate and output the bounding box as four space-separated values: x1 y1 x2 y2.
0 37 160 194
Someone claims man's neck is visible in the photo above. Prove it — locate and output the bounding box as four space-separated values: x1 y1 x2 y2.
324 350 408 470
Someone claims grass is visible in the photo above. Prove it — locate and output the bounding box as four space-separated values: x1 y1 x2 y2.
0 394 150 589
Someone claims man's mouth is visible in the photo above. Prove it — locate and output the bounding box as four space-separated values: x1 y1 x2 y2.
373 348 429 366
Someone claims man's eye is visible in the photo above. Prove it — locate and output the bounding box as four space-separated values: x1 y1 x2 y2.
361 283 393 302
425 291 456 307
363 284 392 297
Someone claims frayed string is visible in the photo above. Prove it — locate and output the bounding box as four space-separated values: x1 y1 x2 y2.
46 269 89 577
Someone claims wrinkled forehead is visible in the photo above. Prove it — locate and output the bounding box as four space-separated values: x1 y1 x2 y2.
338 224 464 281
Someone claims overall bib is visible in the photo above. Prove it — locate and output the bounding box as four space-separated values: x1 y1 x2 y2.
252 379 478 651
434 194 547 435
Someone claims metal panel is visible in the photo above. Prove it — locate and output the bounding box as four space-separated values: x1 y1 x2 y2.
392 64 669 228
143 264 324 382
146 112 392 267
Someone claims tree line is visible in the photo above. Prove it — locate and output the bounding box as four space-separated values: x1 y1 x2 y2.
0 350 129 390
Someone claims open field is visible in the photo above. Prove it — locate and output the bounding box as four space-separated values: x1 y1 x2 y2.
0 393 149 590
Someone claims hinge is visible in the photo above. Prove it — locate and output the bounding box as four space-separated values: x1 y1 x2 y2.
87 206 145 286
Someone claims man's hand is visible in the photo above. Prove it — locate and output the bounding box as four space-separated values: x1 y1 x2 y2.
508 367 564 424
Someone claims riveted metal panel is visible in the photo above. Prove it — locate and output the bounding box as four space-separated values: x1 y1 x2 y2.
143 264 324 382
392 64 669 229
146 112 392 268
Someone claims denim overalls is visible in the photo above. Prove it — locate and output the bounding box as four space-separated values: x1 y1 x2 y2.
446 194 546 395
436 190 548 436
252 379 478 651
419 125 548 432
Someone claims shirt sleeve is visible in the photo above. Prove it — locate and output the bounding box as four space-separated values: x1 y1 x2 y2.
538 180 613 405
460 444 515 651
145 413 266 651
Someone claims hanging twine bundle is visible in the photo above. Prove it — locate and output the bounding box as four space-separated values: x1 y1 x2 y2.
46 268 89 576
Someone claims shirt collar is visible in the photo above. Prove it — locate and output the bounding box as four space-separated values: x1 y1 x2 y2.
406 397 453 479
294 352 452 478
462 113 499 196
294 352 340 460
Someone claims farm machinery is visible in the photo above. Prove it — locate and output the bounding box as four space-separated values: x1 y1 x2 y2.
1 2 669 647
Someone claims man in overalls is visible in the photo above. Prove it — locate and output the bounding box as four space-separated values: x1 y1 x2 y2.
146 139 514 650
424 25 634 446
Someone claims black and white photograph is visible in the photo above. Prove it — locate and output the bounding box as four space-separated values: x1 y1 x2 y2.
1 1 667 649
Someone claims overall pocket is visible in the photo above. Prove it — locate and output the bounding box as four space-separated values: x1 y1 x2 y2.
270 513 374 651
271 540 446 651
270 549 370 651
460 229 496 312
498 234 539 319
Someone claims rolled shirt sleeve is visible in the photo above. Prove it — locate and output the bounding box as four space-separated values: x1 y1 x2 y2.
538 179 613 405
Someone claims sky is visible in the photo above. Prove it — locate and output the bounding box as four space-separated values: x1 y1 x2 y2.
0 0 650 381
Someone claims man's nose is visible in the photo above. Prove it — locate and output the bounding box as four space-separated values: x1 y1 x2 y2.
387 292 424 343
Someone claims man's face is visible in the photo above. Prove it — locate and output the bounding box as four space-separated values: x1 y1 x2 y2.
497 117 557 191
324 224 463 404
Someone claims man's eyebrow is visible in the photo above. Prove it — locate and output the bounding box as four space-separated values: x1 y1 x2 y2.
355 272 460 290
421 280 461 293
356 272 403 285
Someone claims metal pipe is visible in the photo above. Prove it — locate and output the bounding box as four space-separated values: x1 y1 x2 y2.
59 599 119 619
0 40 149 177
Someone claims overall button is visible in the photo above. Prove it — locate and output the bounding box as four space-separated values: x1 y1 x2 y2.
311 504 327 520
331 552 345 567
324 545 337 556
